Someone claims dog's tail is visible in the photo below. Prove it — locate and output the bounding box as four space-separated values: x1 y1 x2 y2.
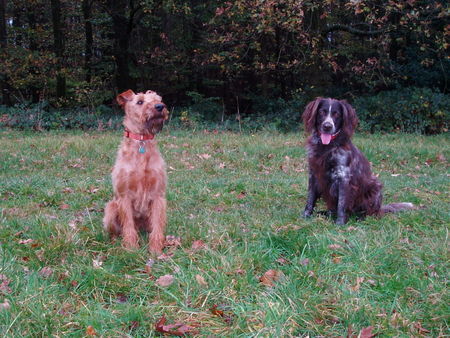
381 202 415 214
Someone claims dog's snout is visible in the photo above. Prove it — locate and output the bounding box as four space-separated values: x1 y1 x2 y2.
322 122 333 132
155 104 165 112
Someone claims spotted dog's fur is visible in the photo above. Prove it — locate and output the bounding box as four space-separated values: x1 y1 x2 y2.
302 98 414 225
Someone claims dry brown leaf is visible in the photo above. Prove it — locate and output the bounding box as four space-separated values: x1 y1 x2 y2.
155 316 198 336
299 258 310 266
195 274 208 286
18 239 33 245
359 325 375 338
156 274 174 287
350 276 364 292
191 240 206 251
0 299 10 311
59 203 70 210
39 266 53 278
259 269 284 287
0 275 12 294
86 325 96 336
328 244 343 250
165 235 182 247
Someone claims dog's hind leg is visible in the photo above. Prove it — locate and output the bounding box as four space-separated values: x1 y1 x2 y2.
147 197 166 254
103 200 121 237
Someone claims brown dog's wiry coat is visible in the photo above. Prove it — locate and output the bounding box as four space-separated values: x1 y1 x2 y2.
103 89 169 253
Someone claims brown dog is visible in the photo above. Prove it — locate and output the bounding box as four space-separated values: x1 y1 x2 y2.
103 89 169 253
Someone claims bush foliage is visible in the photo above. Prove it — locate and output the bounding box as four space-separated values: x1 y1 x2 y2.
1 88 448 134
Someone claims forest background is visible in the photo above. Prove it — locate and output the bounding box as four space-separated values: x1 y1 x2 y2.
0 0 448 133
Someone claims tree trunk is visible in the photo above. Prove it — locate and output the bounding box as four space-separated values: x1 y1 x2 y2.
107 0 133 92
51 0 66 98
82 0 93 83
0 0 11 105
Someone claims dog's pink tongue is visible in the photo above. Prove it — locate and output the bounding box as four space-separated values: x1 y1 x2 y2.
320 133 332 145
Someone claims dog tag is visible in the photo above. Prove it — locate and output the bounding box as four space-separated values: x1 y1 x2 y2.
139 142 146 154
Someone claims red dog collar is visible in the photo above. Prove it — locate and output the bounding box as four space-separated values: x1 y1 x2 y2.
123 130 154 141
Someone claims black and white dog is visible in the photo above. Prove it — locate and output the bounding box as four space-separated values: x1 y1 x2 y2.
302 97 414 224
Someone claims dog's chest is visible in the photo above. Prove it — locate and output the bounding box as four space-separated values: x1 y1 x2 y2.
309 146 351 181
112 147 166 197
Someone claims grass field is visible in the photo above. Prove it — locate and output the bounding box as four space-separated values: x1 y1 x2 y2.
0 129 449 336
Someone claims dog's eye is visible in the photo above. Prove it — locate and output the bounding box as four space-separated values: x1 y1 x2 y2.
137 100 144 105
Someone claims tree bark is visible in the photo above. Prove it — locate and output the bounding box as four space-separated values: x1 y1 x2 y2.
0 0 11 105
51 0 66 98
107 0 134 92
82 0 93 83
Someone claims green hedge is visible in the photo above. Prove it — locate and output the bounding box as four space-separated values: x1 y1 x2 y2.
353 87 449 134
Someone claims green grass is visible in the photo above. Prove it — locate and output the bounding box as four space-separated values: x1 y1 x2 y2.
0 129 449 336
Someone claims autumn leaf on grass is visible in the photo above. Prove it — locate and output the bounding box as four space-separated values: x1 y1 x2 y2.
349 276 364 292
210 304 234 325
156 274 174 287
195 274 208 287
328 243 343 250
191 240 206 252
0 299 10 311
358 326 375 338
145 259 155 274
197 153 211 160
0 275 12 294
165 235 182 247
86 325 96 336
259 269 284 287
39 266 53 278
155 316 198 336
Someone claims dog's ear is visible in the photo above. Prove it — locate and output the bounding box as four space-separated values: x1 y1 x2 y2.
340 100 358 136
116 90 135 107
145 90 155 95
302 98 323 133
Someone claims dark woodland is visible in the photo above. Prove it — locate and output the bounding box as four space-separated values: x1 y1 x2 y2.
0 0 448 132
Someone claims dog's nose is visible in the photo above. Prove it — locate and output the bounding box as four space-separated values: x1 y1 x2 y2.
155 104 165 112
322 122 333 132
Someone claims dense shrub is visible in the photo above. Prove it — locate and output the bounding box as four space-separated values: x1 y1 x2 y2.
0 103 122 131
354 88 449 134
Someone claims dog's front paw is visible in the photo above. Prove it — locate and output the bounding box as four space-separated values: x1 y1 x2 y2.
303 209 313 218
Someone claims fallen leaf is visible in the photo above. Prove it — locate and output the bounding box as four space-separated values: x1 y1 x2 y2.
157 252 174 261
191 240 206 251
195 274 208 286
145 259 155 274
155 316 198 336
86 325 96 336
350 276 364 292
18 239 34 245
39 266 53 278
276 257 289 265
259 269 284 287
413 321 430 334
116 293 128 303
165 235 182 247
328 244 343 250
210 304 234 325
0 275 12 294
236 191 246 199
156 274 174 287
197 153 211 160
359 326 375 338
59 203 70 210
92 258 103 269
299 258 309 266
0 299 10 311
332 256 342 264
